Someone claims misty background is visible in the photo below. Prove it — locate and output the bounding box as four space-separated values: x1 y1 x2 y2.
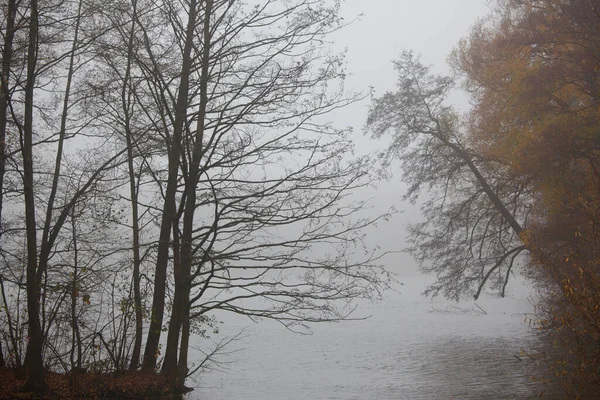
191 1 550 399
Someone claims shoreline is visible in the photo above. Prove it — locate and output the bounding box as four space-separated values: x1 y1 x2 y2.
0 368 187 399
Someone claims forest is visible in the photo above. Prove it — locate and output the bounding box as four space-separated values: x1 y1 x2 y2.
0 0 599 398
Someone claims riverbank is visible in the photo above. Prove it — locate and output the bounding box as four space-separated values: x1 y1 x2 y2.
0 368 184 399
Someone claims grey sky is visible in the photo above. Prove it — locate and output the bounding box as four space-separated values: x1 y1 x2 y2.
327 1 492 278
337 0 491 88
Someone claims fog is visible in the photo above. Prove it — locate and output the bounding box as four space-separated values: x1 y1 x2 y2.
0 0 560 398
188 1 554 399
329 0 493 278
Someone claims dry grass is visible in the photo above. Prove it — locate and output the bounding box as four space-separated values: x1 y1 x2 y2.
0 368 183 399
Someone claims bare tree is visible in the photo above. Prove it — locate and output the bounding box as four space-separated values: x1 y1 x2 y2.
2 0 128 392
90 0 393 386
0 0 392 394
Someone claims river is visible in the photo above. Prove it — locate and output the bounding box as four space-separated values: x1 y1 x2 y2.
189 278 559 399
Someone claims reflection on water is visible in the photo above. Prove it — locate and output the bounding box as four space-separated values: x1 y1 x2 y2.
396 336 551 399
190 284 559 400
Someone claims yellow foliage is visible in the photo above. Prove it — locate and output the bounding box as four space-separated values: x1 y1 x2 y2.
456 0 600 396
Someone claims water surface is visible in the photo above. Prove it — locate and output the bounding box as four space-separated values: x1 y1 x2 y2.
190 280 558 399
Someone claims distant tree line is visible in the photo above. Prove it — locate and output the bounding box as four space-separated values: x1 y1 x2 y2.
368 0 600 396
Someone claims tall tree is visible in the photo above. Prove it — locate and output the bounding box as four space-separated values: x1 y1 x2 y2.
453 0 600 241
138 0 202 372
7 0 127 392
367 51 533 300
22 0 44 391
102 0 392 380
0 0 391 394
0 0 17 241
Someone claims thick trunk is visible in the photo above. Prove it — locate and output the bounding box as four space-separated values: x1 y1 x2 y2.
0 0 16 239
162 0 213 382
140 172 175 371
161 222 182 374
141 0 199 371
23 0 46 392
177 309 190 385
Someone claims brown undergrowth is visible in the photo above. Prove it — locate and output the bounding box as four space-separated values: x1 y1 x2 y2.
0 368 186 399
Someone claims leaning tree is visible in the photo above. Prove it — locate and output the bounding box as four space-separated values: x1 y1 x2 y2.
367 51 534 301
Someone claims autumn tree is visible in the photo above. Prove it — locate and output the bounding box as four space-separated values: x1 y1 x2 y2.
452 0 600 396
367 4 600 395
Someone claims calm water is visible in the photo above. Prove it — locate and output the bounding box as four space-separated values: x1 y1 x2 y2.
189 279 559 399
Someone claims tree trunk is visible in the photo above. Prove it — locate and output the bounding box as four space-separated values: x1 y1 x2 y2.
23 0 46 393
162 0 213 382
177 309 190 386
123 0 143 372
141 0 199 371
0 0 16 241
69 212 82 371
0 274 21 373
161 221 183 375
0 2 18 374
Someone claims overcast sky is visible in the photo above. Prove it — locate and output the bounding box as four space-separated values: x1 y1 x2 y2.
326 1 492 278
337 0 491 89
332 0 492 134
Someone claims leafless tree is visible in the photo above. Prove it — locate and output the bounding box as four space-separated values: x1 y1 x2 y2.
0 0 128 391
97 0 394 385
0 0 393 394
